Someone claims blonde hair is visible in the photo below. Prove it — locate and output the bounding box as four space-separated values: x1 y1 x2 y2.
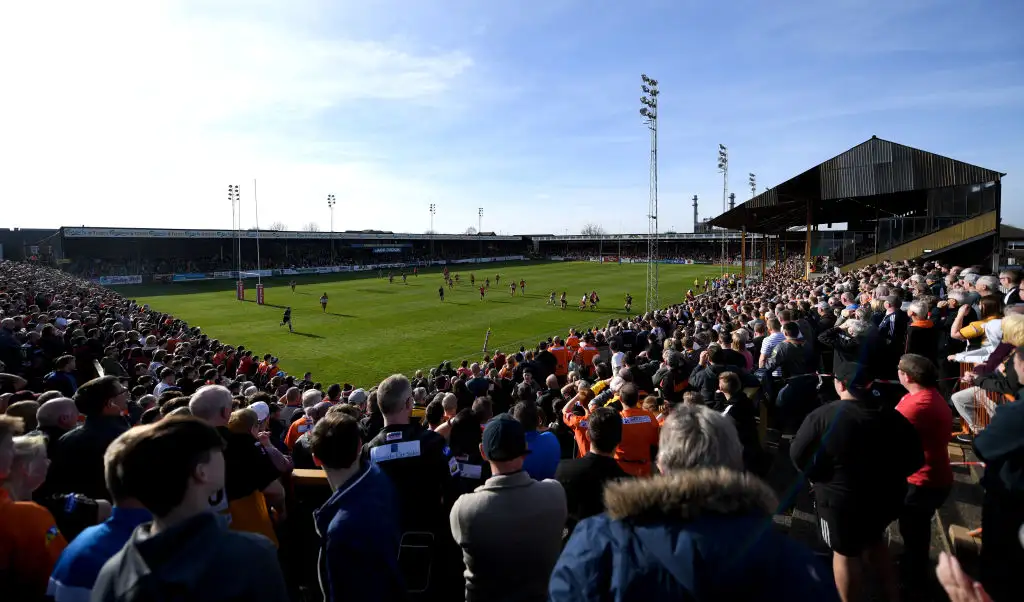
0 415 24 445
1002 314 1024 347
227 408 259 435
11 435 48 469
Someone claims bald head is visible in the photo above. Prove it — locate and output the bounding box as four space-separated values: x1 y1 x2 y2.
37 397 79 431
285 387 301 404
189 385 233 426
545 374 559 390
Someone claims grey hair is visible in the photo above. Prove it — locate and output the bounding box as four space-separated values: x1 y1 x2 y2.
907 301 928 319
976 275 999 292
189 385 232 422
413 387 426 402
963 273 980 285
377 374 412 415
657 404 743 473
441 392 458 412
846 319 870 338
949 291 968 305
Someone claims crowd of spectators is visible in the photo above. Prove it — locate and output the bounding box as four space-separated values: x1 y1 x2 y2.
1 257 1022 602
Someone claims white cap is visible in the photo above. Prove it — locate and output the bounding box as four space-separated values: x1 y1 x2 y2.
249 401 270 422
244 386 258 397
349 388 368 405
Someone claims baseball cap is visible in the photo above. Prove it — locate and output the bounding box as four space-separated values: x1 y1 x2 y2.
482 413 530 462
348 388 368 405
834 362 873 392
249 401 270 422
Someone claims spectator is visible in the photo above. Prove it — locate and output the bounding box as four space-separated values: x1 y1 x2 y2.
999 269 1022 306
971 345 1024 601
48 376 130 501
89 417 288 601
790 361 923 602
903 300 937 362
450 414 567 602
0 425 69 600
311 411 405 602
714 371 766 476
189 385 285 545
550 404 837 601
152 367 177 397
363 374 458 597
7 399 40 432
554 407 629 534
512 401 560 481
33 397 79 459
612 384 659 477
893 354 953 585
43 355 79 398
46 450 151 602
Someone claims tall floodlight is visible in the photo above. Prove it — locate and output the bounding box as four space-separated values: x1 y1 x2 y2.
728 192 736 211
429 203 436 257
327 194 336 263
748 173 756 198
640 73 660 312
228 185 241 276
717 144 729 275
478 207 483 233
692 195 699 233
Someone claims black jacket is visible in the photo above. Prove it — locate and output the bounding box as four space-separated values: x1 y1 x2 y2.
363 423 457 533
790 394 923 513
763 340 813 379
48 415 130 501
689 364 755 403
817 327 880 384
904 321 939 364
710 391 766 475
91 512 288 602
555 453 630 533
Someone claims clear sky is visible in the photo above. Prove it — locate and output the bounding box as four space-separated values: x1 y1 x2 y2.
2 0 1022 236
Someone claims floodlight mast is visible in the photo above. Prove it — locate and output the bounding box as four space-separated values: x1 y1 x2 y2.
327 194 336 263
640 74 659 313
717 144 729 276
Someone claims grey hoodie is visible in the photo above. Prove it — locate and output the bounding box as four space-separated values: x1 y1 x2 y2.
90 511 287 602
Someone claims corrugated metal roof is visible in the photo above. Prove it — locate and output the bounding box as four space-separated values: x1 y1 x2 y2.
710 136 1003 232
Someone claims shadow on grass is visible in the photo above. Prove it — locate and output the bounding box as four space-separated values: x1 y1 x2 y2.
242 300 289 310
326 312 356 318
291 331 325 339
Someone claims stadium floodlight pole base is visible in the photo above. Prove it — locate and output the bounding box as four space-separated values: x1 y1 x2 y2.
257 284 265 305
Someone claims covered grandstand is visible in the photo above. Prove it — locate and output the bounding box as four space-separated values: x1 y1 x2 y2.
709 135 1006 274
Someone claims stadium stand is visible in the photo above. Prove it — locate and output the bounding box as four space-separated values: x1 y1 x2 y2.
0 253 1020 602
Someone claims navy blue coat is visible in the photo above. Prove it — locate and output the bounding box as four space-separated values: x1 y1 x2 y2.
549 469 839 602
314 463 407 602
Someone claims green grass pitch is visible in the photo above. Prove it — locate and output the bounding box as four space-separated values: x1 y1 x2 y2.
118 261 724 387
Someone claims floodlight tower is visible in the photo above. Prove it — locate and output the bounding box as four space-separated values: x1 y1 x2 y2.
748 173 756 198
692 194 699 233
429 203 436 257
640 73 660 312
717 144 729 275
327 194 336 263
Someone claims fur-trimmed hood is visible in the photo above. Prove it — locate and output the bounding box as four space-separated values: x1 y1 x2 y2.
603 467 777 521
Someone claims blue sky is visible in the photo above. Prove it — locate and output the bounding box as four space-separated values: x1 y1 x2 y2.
1 0 1022 235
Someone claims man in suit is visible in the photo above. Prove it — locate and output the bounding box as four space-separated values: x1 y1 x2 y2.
878 295 910 378
1000 269 1022 306
555 408 630 535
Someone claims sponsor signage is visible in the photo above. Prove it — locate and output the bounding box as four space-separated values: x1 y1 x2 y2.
95 275 143 285
172 273 212 282
62 227 520 241
372 247 403 254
